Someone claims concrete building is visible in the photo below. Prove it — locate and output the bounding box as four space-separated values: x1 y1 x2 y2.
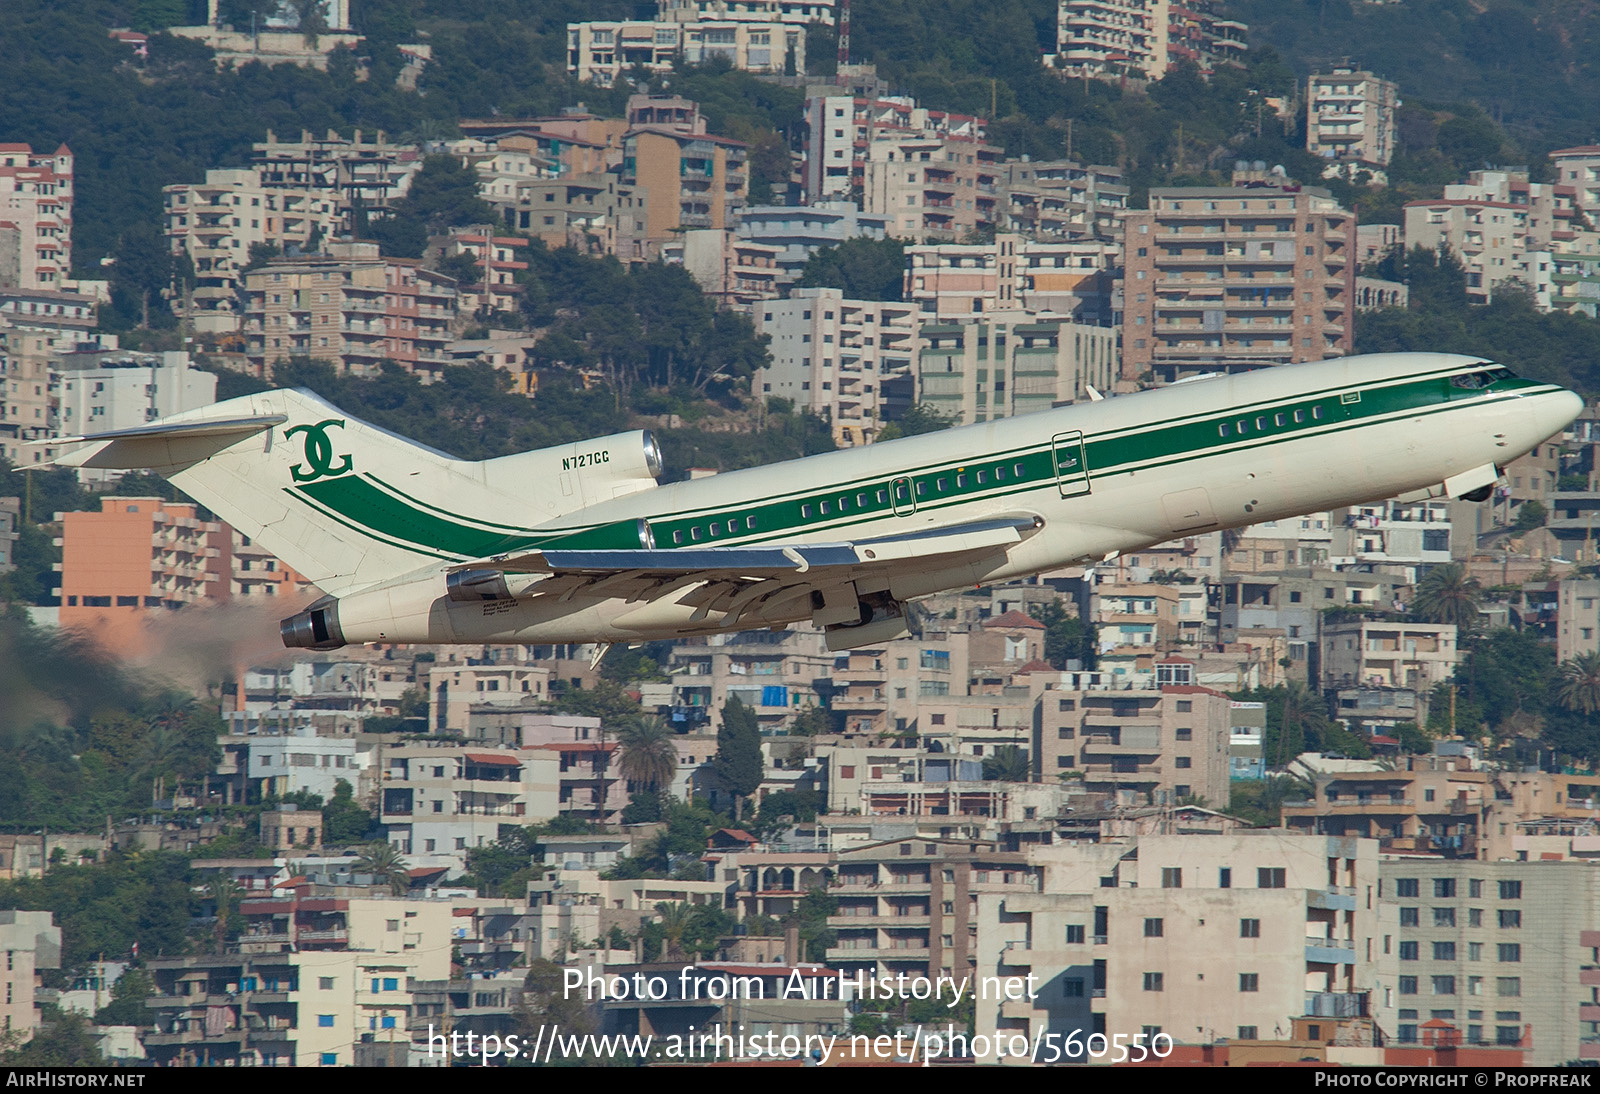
443 227 527 318
379 745 561 856
1320 619 1459 693
0 143 72 291
915 312 1117 426
0 295 108 463
0 911 60 1044
1403 169 1578 306
756 287 920 445
243 241 457 377
827 837 1040 979
827 629 971 736
622 128 748 255
1031 683 1232 806
998 159 1128 244
736 201 890 288
1378 858 1600 1064
500 173 646 258
1046 0 1246 80
163 168 340 332
567 20 804 86
1551 146 1600 223
250 128 420 228
1121 185 1355 383
1306 68 1400 173
246 732 367 804
666 628 833 733
659 0 837 25
977 833 1377 1059
1329 498 1456 582
1557 577 1600 663
56 496 235 658
805 94 986 204
906 234 1121 326
862 133 1003 243
1280 760 1491 858
664 229 782 310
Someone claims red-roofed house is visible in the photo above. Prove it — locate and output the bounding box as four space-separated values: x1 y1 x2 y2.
971 610 1047 668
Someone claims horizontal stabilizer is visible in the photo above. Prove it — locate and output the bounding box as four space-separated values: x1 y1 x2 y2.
46 415 288 471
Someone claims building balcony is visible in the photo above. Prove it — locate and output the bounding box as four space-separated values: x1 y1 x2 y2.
1305 936 1356 964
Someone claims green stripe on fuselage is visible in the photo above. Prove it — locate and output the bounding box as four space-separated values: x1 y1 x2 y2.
290 372 1556 560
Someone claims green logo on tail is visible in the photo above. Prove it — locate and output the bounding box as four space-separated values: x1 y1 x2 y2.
287 419 353 482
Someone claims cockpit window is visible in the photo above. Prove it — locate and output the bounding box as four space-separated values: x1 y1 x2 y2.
1450 367 1514 389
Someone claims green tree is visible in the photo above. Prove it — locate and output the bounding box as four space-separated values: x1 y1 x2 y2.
876 403 956 442
353 841 409 895
321 779 374 845
981 744 1031 782
0 1007 101 1065
1512 499 1548 533
1037 598 1094 669
93 967 153 1027
1412 564 1483 633
1556 651 1600 715
615 716 678 806
712 697 764 818
795 236 907 301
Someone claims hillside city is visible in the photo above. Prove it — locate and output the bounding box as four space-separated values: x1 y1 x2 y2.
7 0 1600 1070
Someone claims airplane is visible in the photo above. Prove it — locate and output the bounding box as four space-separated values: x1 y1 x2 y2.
43 351 1582 654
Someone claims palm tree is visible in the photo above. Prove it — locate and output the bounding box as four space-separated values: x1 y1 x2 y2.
1411 563 1483 633
982 744 1031 782
654 901 694 960
1557 651 1600 714
354 841 410 895
615 717 678 797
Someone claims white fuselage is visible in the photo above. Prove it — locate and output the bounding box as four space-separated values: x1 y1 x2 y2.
325 353 1582 646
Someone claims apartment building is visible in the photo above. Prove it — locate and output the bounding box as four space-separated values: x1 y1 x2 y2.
666 628 832 733
1121 185 1354 382
659 0 837 25
756 287 920 445
915 312 1118 426
862 134 1003 243
0 911 60 1044
1377 858 1600 1065
1031 683 1232 806
998 159 1128 243
737 202 890 288
977 833 1377 1059
1091 582 1182 655
1551 146 1600 223
1329 498 1456 580
1558 577 1600 662
242 241 457 376
1320 619 1458 693
55 496 235 658
0 143 72 291
1306 68 1400 171
1226 513 1333 575
163 168 340 332
246 733 366 804
1281 760 1491 858
1404 169 1578 306
0 298 107 463
805 94 986 203
1047 0 1246 80
500 172 646 257
664 228 782 310
250 128 420 227
622 128 748 255
826 837 1040 978
568 20 804 86
827 629 971 735
443 227 527 317
379 745 561 856
906 233 1120 326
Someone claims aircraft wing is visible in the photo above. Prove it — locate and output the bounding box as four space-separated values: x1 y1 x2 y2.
445 515 1043 622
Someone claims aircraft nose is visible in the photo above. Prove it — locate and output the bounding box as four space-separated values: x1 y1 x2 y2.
1544 389 1585 439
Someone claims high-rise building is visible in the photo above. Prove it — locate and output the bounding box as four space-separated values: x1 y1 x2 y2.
0 143 72 292
805 94 986 204
243 241 457 377
1307 68 1400 172
622 128 748 255
1120 184 1355 384
1047 0 1246 81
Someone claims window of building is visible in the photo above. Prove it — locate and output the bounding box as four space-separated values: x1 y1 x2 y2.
1066 925 1085 944
1433 907 1456 927
1064 978 1084 997
1258 868 1285 889
1497 978 1521 998
1143 972 1163 992
1434 878 1457 898
1161 868 1182 889
1240 918 1259 938
1498 910 1522 928
1498 944 1521 963
1432 976 1457 995
1144 918 1164 937
1433 942 1456 961
319 977 334 990
1239 973 1258 992
1499 880 1522 900
318 1014 335 1027
1400 942 1419 961
1400 907 1419 926
1399 976 1417 995
1219 868 1231 889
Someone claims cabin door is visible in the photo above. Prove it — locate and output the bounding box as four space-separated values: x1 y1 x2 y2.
890 476 917 516
1052 431 1091 497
